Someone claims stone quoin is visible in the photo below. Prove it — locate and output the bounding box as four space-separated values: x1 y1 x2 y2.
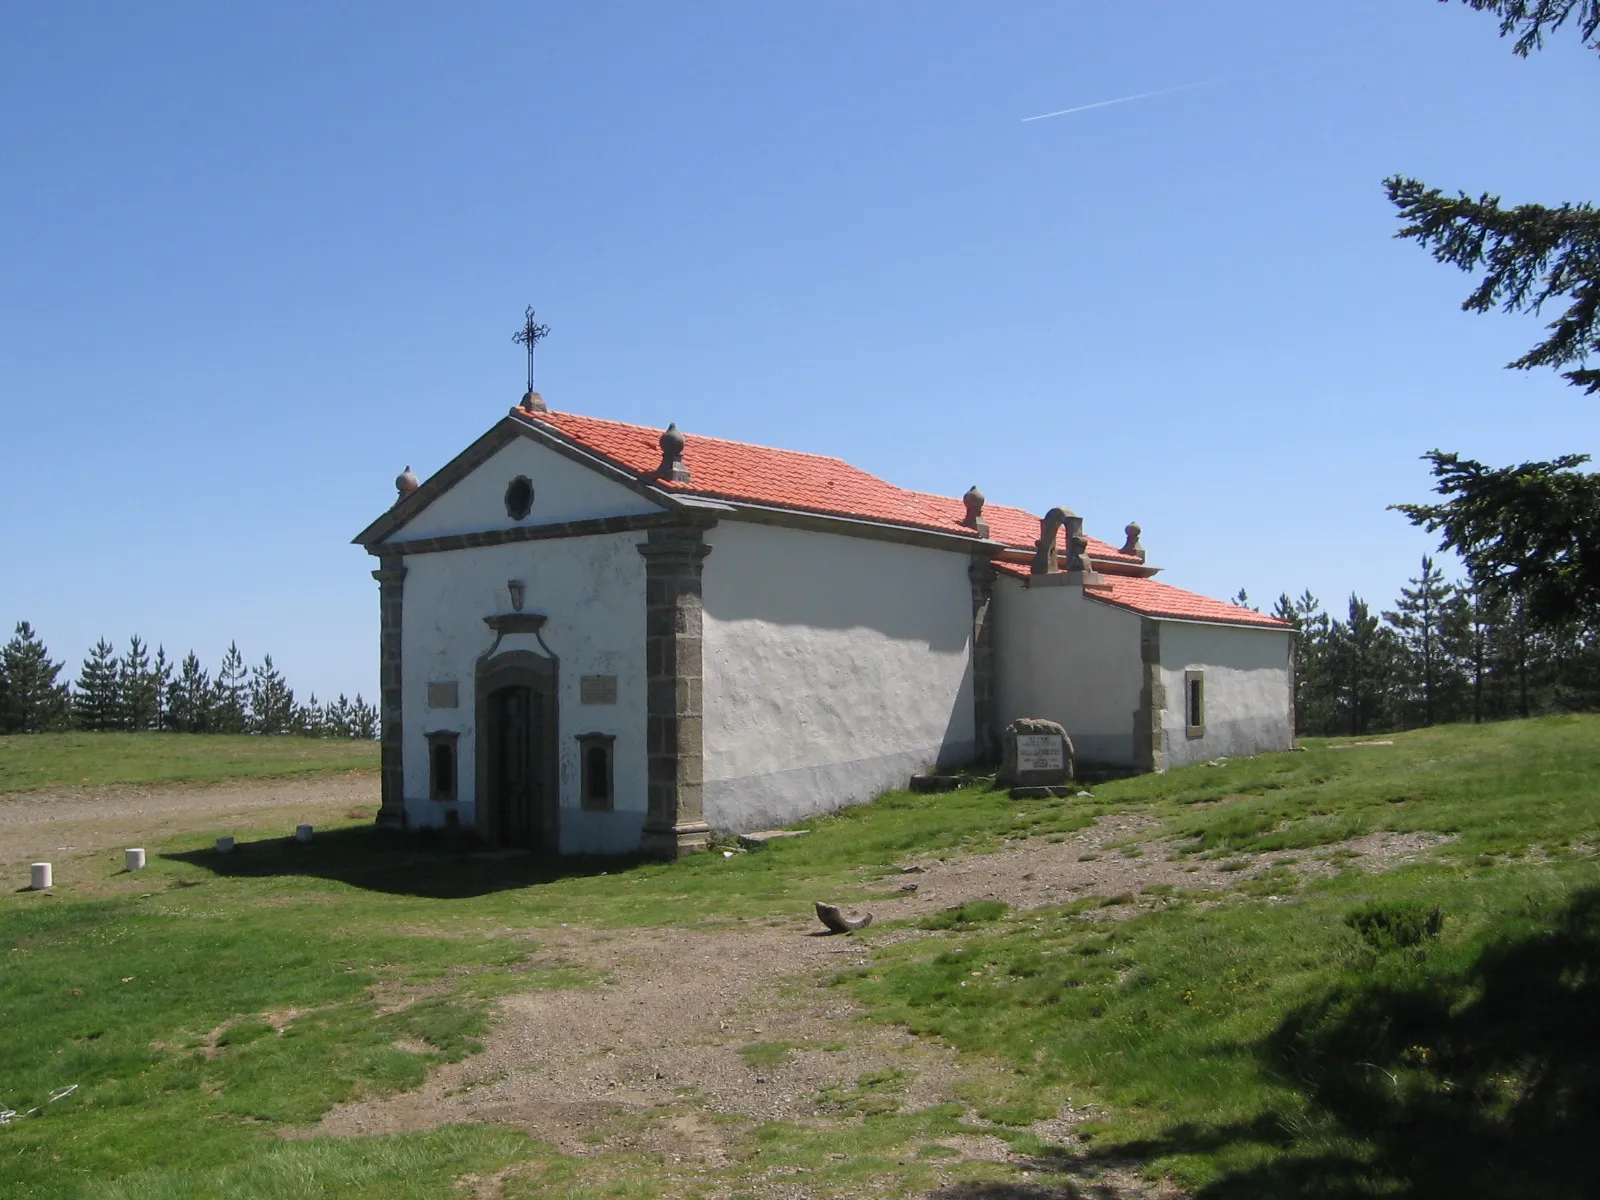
354 402 1293 857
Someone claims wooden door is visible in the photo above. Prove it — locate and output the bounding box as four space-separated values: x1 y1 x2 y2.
494 685 541 849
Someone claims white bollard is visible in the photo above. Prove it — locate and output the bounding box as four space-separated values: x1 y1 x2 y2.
30 863 52 890
216 836 234 854
125 848 146 872
295 824 313 843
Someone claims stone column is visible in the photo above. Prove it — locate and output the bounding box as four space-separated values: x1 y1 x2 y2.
637 526 713 857
1134 617 1167 773
968 558 998 763
372 554 408 829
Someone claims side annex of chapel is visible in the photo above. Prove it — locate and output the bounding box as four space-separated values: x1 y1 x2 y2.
353 399 1293 857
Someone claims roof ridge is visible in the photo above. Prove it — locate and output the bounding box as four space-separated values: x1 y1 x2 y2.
532 409 871 474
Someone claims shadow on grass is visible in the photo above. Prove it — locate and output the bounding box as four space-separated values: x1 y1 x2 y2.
1091 887 1600 1198
163 824 639 898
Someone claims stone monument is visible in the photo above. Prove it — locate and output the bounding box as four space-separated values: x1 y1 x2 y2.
1000 717 1076 797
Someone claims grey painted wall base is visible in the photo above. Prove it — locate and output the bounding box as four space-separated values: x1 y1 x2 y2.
560 808 650 856
1164 716 1294 769
705 740 977 832
1069 732 1138 769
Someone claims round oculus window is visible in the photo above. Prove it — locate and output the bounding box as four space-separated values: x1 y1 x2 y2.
504 476 534 521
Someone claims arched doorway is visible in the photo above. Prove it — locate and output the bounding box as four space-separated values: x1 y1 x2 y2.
476 650 558 849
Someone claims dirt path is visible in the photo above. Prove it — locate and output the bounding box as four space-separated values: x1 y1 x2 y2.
0 775 377 871
309 815 1450 1198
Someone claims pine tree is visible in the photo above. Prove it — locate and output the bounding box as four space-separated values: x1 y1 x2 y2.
292 694 325 737
0 622 71 733
1383 556 1463 727
1275 591 1335 735
73 639 122 731
1326 596 1399 736
324 695 354 738
352 694 379 740
212 642 249 734
119 636 159 731
151 646 174 730
247 655 295 735
166 651 214 733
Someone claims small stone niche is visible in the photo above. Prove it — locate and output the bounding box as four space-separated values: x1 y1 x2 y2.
1000 718 1076 797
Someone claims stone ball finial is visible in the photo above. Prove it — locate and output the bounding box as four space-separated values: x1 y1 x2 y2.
1121 521 1145 562
395 465 419 501
960 486 990 536
521 389 547 413
655 423 691 484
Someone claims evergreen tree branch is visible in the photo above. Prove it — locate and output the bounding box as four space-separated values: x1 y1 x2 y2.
1384 179 1600 392
1447 0 1600 55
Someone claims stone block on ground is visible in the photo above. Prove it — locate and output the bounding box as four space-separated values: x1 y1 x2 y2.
737 829 811 848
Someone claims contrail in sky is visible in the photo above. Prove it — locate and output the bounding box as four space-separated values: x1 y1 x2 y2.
1021 81 1213 123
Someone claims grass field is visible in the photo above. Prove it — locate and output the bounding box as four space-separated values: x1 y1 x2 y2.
2 716 1596 1198
0 733 379 794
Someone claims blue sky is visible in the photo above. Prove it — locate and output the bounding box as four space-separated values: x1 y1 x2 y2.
2 1 1596 703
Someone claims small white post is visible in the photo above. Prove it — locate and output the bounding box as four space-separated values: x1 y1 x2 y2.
295 824 313 843
216 836 234 854
30 863 52 891
125 848 146 872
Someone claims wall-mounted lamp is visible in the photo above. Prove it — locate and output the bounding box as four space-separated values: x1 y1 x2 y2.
507 579 526 612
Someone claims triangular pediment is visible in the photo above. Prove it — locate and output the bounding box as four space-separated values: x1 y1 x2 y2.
354 418 671 548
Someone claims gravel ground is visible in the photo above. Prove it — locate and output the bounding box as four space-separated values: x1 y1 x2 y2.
0 775 378 872
3 777 1452 1196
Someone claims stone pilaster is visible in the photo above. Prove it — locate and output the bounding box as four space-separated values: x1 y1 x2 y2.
372 554 408 829
637 526 713 857
1134 617 1167 773
968 558 998 763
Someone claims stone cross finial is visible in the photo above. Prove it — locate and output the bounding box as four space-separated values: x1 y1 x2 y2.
960 486 990 537
654 423 691 483
1121 521 1145 562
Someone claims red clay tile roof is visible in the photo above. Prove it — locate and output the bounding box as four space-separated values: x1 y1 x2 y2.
521 408 1142 562
992 560 1289 628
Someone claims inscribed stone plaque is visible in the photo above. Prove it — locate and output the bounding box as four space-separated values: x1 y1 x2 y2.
1015 734 1064 773
580 674 618 705
999 717 1075 786
426 681 459 709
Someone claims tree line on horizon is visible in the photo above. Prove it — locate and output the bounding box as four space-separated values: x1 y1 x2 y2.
1244 552 1600 738
0 623 378 739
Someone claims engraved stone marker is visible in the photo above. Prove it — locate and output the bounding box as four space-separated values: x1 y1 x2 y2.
427 681 460 709
580 674 618 705
1000 717 1075 788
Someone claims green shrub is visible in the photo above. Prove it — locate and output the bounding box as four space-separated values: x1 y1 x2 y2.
1345 901 1445 950
919 900 1008 930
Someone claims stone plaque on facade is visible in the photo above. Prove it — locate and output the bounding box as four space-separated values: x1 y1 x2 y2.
580 674 618 705
1000 717 1075 788
426 681 459 709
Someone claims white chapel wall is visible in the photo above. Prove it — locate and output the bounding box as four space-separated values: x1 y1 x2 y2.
398 531 649 853
993 579 1146 766
1157 621 1293 768
393 433 662 541
700 521 976 831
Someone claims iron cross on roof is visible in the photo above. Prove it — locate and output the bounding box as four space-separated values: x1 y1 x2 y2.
512 306 550 393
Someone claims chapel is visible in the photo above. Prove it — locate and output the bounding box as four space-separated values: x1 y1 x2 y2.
354 395 1293 856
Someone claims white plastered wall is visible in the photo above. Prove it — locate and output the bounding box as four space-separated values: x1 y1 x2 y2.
396 532 650 854
1157 620 1293 768
395 433 660 540
701 521 976 831
994 578 1146 766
